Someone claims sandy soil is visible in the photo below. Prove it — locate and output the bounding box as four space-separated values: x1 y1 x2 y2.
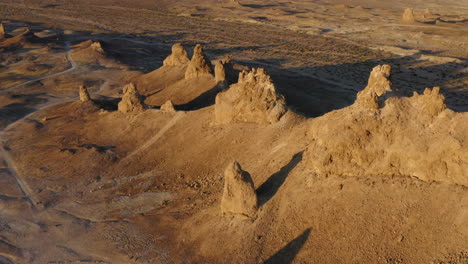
0 1 466 263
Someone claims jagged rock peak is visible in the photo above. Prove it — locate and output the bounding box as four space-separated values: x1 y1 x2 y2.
214 68 287 124
79 85 91 102
163 43 190 66
412 87 447 116
185 44 213 79
161 100 176 113
221 161 258 218
355 64 393 109
118 83 145 113
402 8 416 23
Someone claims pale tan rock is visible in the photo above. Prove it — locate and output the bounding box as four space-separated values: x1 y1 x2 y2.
161 100 176 113
215 68 287 124
118 83 145 113
79 86 91 102
424 8 433 18
402 8 416 23
355 64 392 109
215 58 232 89
0 23 5 39
163 43 190 66
221 161 258 218
185 44 213 79
90 41 104 53
411 86 446 116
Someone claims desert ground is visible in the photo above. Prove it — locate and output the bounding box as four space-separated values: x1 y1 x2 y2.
0 0 467 263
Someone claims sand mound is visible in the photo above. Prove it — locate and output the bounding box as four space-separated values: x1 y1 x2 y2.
160 100 176 113
118 83 145 113
185 44 213 79
79 85 91 102
214 68 287 124
402 8 416 23
221 161 258 218
306 65 467 185
163 43 190 66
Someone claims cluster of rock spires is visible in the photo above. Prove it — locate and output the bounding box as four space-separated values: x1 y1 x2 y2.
118 83 145 113
221 161 258 218
306 64 466 185
214 68 287 124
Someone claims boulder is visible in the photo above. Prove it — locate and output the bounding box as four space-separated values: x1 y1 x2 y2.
185 44 213 79
214 68 287 124
118 83 145 113
163 43 190 66
221 161 258 218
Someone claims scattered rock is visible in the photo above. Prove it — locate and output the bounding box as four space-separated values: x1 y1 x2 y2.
355 64 393 109
118 83 145 113
79 85 91 102
215 68 287 124
185 44 213 79
160 100 176 113
221 161 258 218
402 8 416 23
163 43 190 66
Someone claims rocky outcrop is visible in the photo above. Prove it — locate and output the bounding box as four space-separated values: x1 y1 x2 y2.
221 161 258 218
160 100 176 113
90 41 104 53
79 86 91 102
214 68 287 124
355 64 393 109
402 8 416 23
185 44 213 79
118 83 145 113
305 65 467 185
424 8 433 18
163 43 190 66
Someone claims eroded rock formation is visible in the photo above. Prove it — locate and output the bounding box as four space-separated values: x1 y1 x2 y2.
355 64 393 109
118 83 145 113
214 68 287 124
163 43 190 66
185 44 213 79
221 161 258 218
79 86 91 102
402 8 416 23
305 65 467 185
215 58 232 89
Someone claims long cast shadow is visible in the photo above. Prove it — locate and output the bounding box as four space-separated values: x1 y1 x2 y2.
257 151 303 206
264 228 312 264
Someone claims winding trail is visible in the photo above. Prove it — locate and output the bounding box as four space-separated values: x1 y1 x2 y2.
4 42 77 91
